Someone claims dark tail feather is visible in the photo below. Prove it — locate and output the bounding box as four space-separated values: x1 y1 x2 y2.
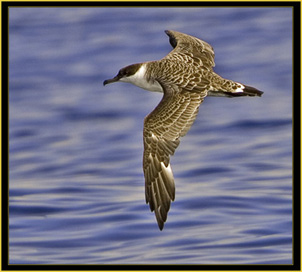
230 85 263 97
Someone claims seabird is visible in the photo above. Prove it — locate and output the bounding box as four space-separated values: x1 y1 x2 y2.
103 30 263 230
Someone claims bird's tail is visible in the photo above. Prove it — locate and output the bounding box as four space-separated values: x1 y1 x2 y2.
207 75 263 97
227 84 263 97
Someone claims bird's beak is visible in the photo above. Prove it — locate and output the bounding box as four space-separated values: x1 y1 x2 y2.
103 76 120 86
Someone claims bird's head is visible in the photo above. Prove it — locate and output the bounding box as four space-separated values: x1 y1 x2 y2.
103 63 142 86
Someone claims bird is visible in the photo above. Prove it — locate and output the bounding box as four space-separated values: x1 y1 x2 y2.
103 30 263 230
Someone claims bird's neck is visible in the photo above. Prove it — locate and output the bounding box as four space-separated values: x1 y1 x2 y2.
121 63 163 93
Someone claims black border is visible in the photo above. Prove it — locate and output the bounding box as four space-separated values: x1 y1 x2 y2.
2 1 300 271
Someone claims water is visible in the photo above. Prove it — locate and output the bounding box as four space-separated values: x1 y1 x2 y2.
9 7 292 264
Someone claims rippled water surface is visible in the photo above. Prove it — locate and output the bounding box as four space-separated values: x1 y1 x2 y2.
9 7 292 264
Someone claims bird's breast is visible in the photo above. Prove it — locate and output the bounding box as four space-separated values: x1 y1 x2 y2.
124 64 164 92
139 79 163 93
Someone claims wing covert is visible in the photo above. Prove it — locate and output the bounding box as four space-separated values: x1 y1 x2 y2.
164 30 215 71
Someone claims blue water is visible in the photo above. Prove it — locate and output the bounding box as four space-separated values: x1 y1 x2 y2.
9 7 292 264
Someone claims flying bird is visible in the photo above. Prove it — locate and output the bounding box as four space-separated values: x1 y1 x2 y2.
103 30 263 230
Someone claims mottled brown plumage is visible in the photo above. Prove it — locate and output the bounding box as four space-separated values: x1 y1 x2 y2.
104 30 263 230
143 86 204 229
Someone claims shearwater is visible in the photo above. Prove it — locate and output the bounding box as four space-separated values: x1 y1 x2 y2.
103 30 263 230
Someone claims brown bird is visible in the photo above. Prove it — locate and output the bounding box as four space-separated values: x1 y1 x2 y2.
104 30 263 230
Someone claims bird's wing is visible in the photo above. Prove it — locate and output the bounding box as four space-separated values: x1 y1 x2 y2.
143 84 205 230
164 30 215 71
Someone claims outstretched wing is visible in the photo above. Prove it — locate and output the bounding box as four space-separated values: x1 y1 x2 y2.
143 84 205 230
164 30 215 71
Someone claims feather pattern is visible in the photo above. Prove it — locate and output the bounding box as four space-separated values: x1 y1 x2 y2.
143 85 204 230
103 30 263 230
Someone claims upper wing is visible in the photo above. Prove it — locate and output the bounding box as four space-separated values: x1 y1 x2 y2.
164 30 215 71
143 85 205 230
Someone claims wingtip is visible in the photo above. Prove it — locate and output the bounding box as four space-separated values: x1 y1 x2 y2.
165 30 178 48
165 30 177 36
158 222 164 231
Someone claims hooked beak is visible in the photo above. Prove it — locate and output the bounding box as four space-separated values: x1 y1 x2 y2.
103 76 120 86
